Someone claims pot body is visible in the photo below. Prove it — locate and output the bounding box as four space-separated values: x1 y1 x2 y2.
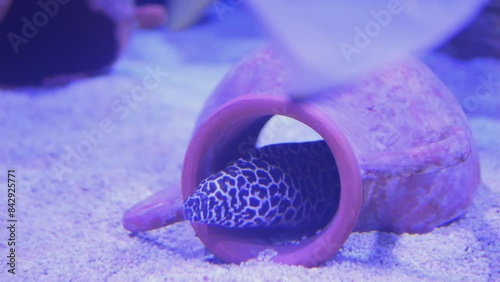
182 47 480 266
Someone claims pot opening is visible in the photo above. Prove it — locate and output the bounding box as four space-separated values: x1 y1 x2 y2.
194 115 341 245
183 94 362 265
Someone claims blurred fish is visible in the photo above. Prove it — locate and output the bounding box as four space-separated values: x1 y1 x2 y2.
168 0 212 30
249 0 488 98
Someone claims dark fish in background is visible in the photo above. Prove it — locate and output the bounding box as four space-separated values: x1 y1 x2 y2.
0 0 132 86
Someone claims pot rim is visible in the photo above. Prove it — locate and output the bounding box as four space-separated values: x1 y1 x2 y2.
182 94 363 267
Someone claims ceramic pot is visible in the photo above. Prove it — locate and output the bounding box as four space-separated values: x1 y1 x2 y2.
181 47 480 266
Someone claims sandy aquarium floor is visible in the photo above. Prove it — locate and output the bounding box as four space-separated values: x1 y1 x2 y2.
0 10 499 282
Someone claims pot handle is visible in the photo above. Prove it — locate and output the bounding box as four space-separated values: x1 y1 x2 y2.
122 187 184 232
360 126 472 178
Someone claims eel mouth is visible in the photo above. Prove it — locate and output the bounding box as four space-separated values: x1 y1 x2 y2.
182 192 202 222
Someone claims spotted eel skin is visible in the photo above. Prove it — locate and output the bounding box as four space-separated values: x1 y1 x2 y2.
182 141 340 229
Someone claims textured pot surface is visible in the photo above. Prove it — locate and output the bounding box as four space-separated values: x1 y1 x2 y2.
182 47 480 266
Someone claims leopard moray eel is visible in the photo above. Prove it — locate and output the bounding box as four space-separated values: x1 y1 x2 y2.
182 141 341 229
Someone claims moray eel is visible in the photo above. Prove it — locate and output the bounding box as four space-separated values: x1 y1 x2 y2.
182 141 340 229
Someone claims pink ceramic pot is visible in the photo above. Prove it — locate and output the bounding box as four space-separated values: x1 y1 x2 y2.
181 47 480 267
